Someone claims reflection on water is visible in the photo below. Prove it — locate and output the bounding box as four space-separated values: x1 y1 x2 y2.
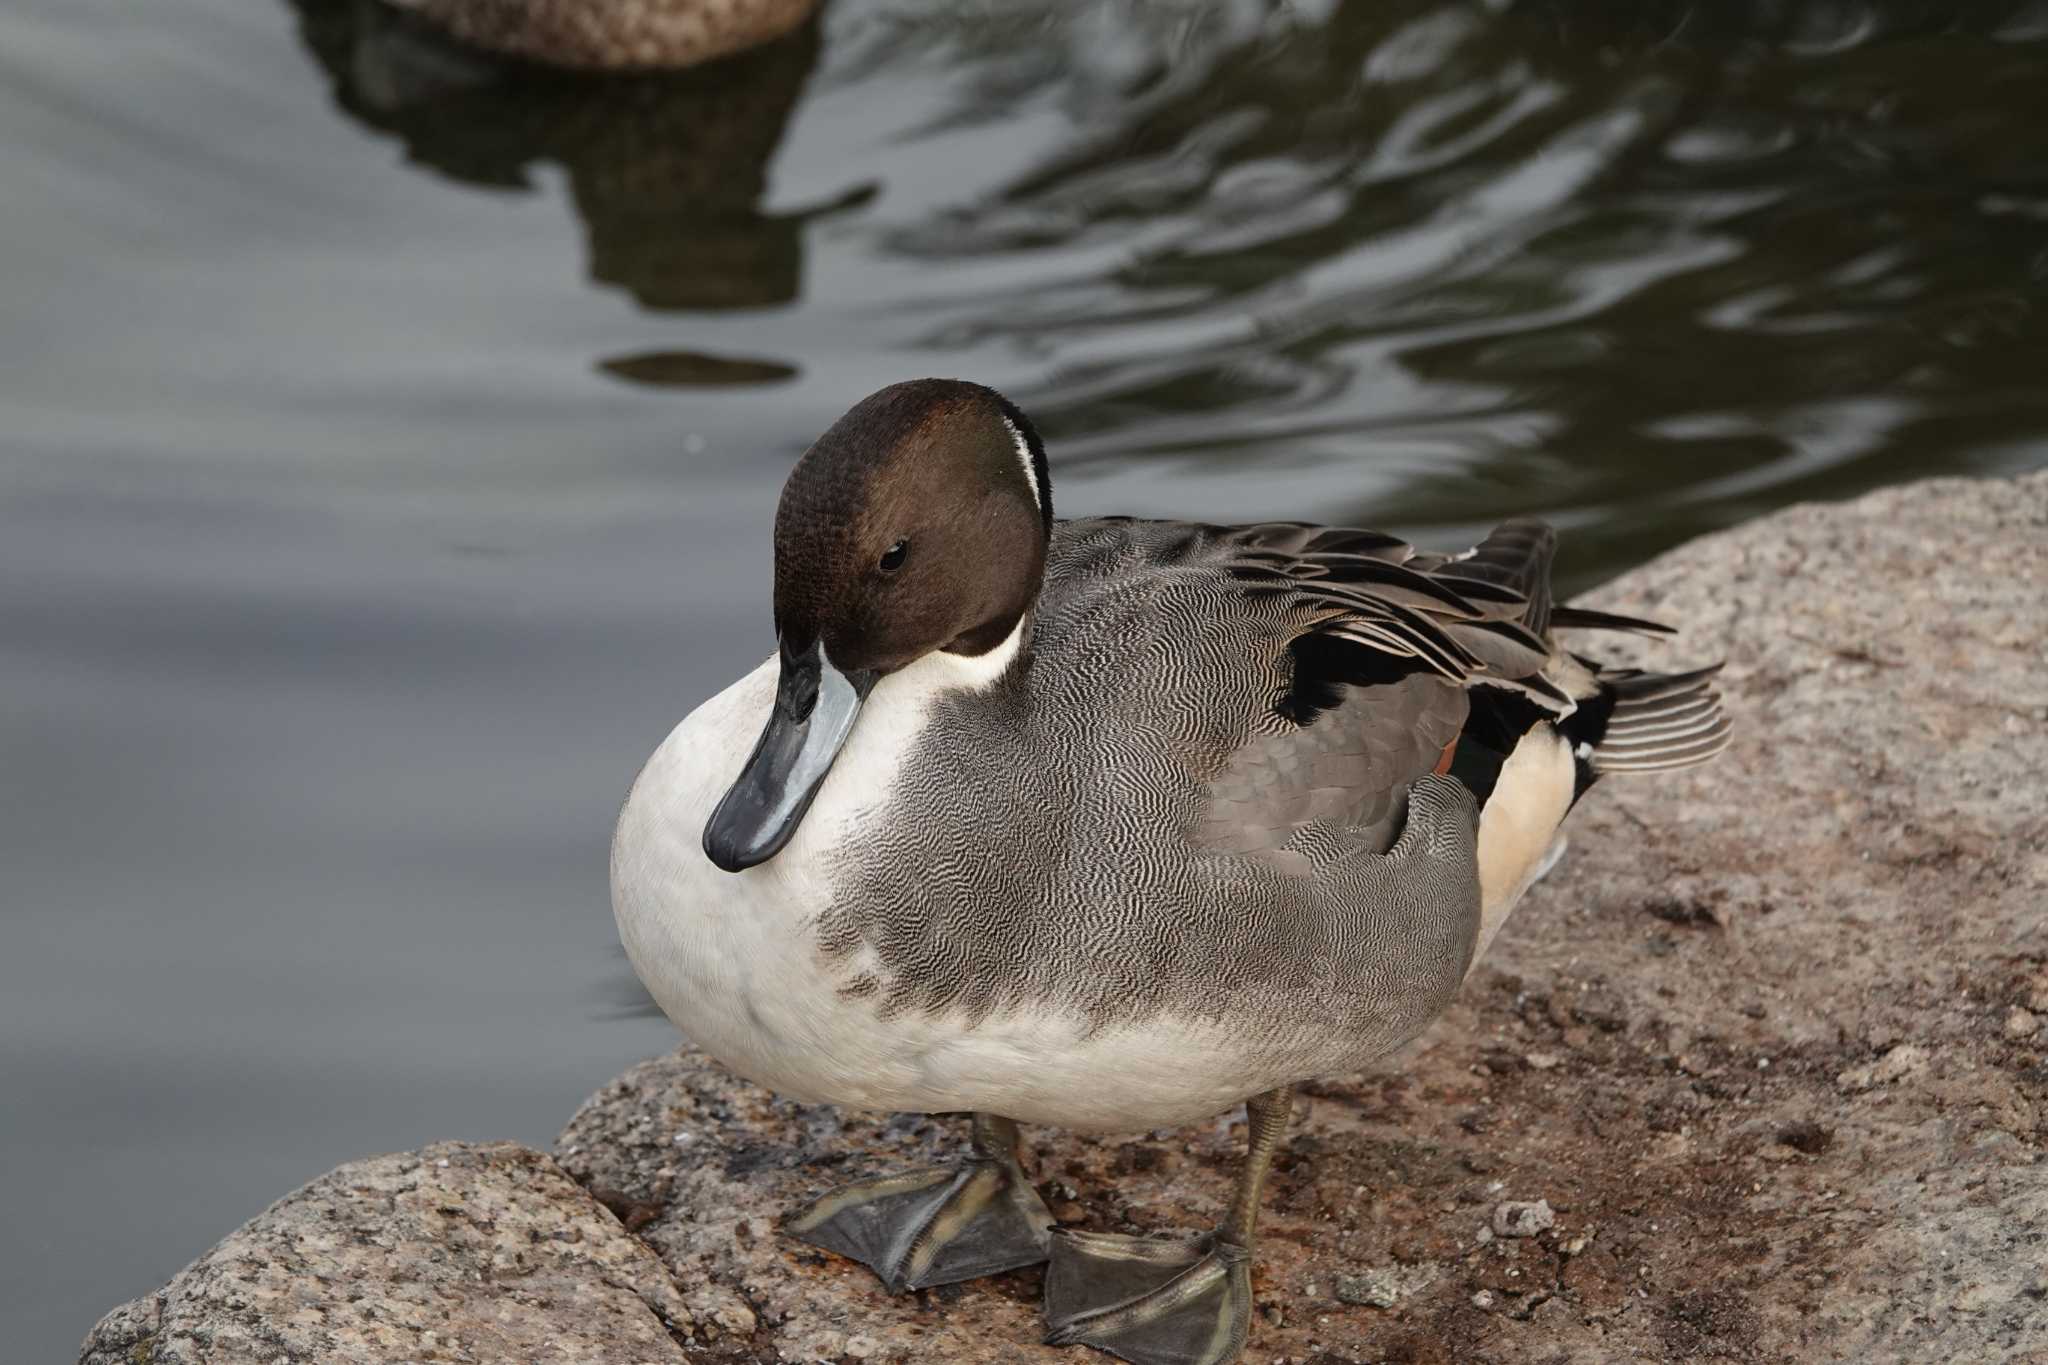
300 0 2048 576
293 0 841 314
848 0 2048 572
3 0 2045 1356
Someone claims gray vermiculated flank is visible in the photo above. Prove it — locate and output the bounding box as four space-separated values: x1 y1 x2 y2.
816 517 1484 1057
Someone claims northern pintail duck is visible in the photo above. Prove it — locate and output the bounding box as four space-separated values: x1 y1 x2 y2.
612 379 1730 1365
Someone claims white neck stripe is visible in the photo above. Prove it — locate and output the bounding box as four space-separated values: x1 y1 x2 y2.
932 612 1027 691
999 414 1042 514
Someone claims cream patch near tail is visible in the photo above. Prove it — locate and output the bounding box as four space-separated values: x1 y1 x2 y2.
1469 725 1576 971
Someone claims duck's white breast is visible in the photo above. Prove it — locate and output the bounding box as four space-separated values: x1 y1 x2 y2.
610 646 1308 1132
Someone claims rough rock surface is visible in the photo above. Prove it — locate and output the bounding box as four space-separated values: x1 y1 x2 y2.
77 1143 693 1365
83 472 2048 1364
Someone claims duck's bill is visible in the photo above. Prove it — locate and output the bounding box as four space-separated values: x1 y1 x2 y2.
702 643 876 873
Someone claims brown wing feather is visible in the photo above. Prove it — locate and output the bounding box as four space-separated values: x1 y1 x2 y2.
1188 519 1571 867
1194 670 1467 867
1222 522 1563 698
1182 514 1724 872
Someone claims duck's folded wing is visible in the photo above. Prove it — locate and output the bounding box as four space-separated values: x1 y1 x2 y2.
1189 519 1570 867
1222 519 1568 707
1191 667 1466 866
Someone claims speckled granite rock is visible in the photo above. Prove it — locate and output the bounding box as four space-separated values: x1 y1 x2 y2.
77 1143 692 1365
81 472 2048 1365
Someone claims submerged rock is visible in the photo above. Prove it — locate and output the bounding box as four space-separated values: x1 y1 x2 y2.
81 472 2048 1363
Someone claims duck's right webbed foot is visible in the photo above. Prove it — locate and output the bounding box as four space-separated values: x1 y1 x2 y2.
785 1112 1053 1292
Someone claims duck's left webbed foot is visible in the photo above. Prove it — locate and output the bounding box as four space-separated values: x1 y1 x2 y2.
1043 1085 1293 1365
786 1111 1052 1292
1043 1230 1251 1365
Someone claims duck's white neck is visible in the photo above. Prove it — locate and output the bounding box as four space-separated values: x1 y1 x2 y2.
929 612 1029 693
772 614 1026 870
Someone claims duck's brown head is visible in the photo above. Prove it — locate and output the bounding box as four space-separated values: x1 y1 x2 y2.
704 379 1052 872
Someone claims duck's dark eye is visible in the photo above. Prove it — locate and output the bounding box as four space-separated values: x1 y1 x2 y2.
879 540 909 574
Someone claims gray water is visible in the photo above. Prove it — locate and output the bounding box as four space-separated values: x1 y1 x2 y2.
5 0 2046 1355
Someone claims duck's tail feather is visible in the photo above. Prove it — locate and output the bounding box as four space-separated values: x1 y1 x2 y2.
1564 663 1732 777
1548 605 1677 636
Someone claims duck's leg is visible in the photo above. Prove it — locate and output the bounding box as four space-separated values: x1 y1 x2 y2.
1043 1086 1292 1365
786 1111 1054 1292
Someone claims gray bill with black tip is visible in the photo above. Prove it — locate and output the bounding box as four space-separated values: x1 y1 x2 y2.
702 642 875 872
